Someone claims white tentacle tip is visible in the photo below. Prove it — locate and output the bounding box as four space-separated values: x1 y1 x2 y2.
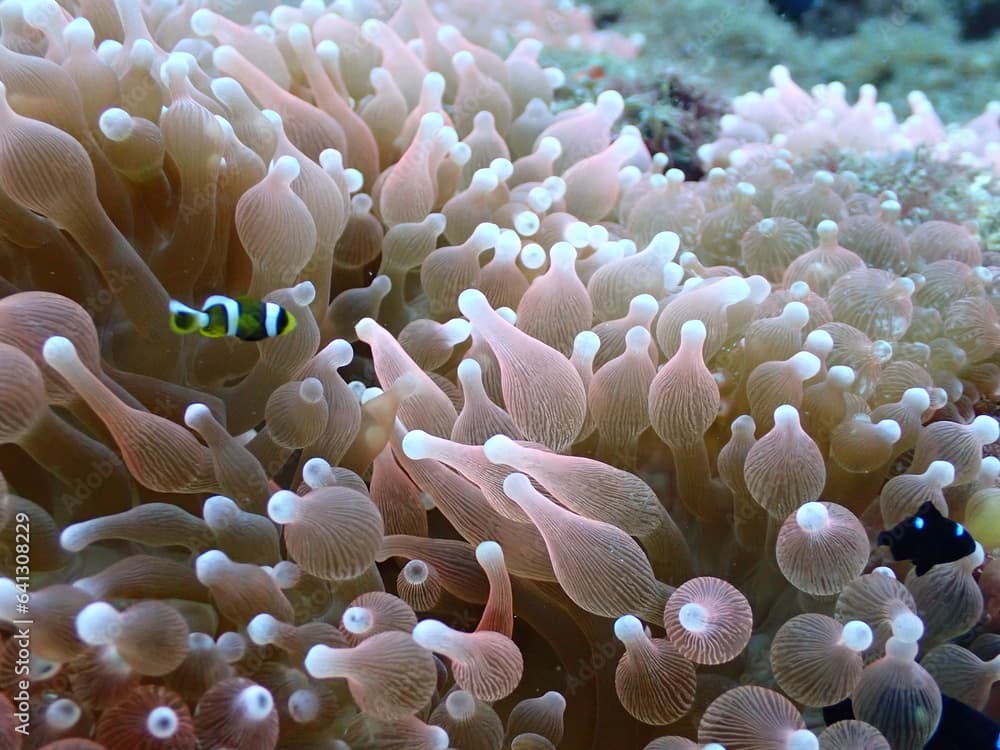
42 336 77 369
400 430 432 461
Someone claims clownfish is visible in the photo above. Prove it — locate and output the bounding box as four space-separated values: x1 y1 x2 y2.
876 501 977 576
169 295 297 342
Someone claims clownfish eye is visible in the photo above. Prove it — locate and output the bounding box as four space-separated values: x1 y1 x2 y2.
913 517 925 530
954 523 965 537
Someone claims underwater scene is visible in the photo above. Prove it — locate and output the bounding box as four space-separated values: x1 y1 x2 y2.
0 0 999 747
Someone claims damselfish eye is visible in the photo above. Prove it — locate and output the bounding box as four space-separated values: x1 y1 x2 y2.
954 523 965 537
913 517 925 530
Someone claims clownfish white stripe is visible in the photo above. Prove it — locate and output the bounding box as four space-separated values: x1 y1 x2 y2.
203 294 240 336
263 302 280 338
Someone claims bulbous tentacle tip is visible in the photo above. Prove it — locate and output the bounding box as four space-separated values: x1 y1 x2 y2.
210 76 245 103
646 230 680 260
875 418 901 444
573 330 600 357
42 336 79 371
189 8 216 36
482 434 515 463
901 387 931 412
475 540 504 565
303 644 336 679
841 620 873 652
400 429 433 460
62 16 95 46
890 611 924 643
59 522 89 552
183 403 212 428
246 613 280 645
75 601 122 646
202 494 238 520
925 460 955 487
194 549 230 582
298 377 324 403
266 490 301 525
787 729 818 750
318 148 343 172
412 617 451 646
288 281 315 306
99 107 133 141
732 414 756 434
520 243 546 269
146 706 180 739
502 471 533 499
211 44 242 72
456 358 482 382
679 319 707 345
341 605 374 635
457 288 490 318
795 501 829 532
427 726 450 750
159 53 191 87
972 414 1000 445
418 110 445 135
354 317 378 340
370 275 392 294
773 403 801 428
236 685 274 720
624 325 652 352
268 155 301 183
613 614 644 643
286 21 313 50
805 328 834 355
323 338 355 367
314 40 339 64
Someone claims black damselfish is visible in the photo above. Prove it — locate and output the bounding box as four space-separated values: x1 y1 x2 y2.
823 694 1000 750
877 501 977 576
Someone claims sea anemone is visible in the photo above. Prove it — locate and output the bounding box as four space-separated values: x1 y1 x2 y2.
0 1 997 748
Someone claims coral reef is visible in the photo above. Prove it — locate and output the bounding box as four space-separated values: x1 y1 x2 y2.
0 1 998 749
580 0 1000 123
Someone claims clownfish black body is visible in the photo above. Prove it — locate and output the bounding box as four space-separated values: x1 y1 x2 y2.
169 295 297 342
876 501 977 576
